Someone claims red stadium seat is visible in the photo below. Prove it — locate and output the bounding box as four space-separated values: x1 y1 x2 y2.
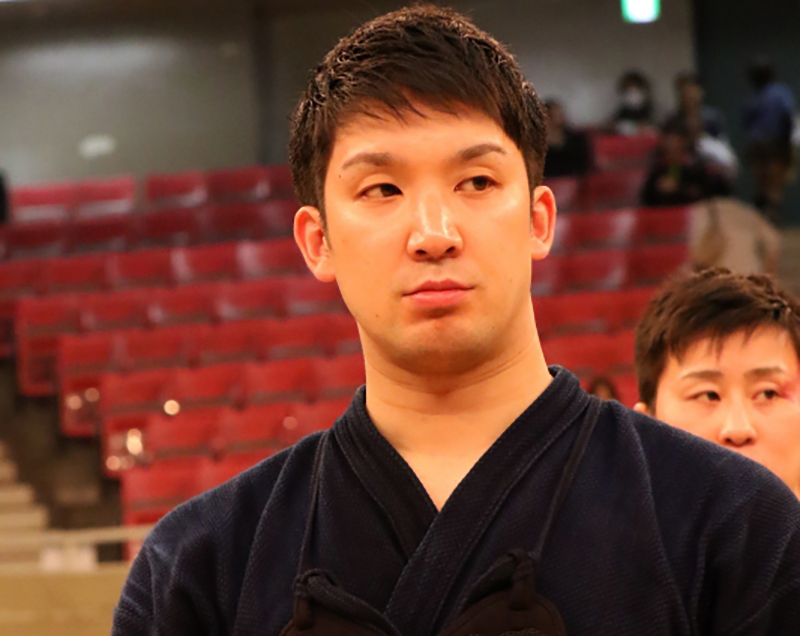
145 171 208 209
74 176 137 219
148 285 217 327
192 320 260 366
544 177 582 213
535 292 613 338
16 295 81 395
208 166 272 202
323 314 362 356
161 363 245 413
627 244 689 287
236 239 307 278
605 287 656 330
259 200 298 238
10 182 77 223
70 214 132 253
123 326 196 371
106 248 175 289
551 214 573 254
543 331 635 379
136 206 209 247
633 206 691 245
40 253 109 295
121 460 202 525
568 209 636 251
207 202 270 241
612 373 639 407
80 289 149 333
243 358 314 405
592 134 659 170
58 332 123 437
283 277 347 317
0 260 43 356
250 316 325 361
216 404 291 460
263 165 295 199
215 279 287 321
4 220 68 259
143 410 220 463
312 354 366 401
580 167 648 211
560 250 627 293
171 242 241 285
99 368 174 420
531 257 562 297
280 399 351 446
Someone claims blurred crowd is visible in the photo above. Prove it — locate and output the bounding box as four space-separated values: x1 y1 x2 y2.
545 59 797 223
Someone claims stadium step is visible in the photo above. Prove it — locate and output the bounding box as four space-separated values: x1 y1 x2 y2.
0 505 48 532
0 484 35 509
0 459 18 484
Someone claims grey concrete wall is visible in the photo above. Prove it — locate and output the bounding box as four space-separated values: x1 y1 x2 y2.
0 8 260 185
256 0 696 162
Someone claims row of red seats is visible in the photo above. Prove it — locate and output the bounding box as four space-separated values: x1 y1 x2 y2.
0 238 307 358
100 354 365 474
108 332 635 474
55 287 652 438
531 244 688 296
9 166 294 224
12 133 656 227
0 199 297 261
15 276 346 396
112 398 350 479
552 206 689 253
546 167 648 213
58 314 361 437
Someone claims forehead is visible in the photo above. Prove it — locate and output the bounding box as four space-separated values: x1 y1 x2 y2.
329 102 516 163
667 327 799 377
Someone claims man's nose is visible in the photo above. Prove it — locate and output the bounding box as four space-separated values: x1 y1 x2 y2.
406 194 464 261
718 405 758 448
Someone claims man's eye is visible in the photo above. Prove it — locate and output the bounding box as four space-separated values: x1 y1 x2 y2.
693 391 721 402
458 176 495 192
361 183 401 198
758 389 781 401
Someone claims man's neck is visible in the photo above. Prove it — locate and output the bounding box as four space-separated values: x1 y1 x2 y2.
361 319 552 508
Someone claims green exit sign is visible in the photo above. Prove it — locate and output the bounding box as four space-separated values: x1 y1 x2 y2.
622 0 661 23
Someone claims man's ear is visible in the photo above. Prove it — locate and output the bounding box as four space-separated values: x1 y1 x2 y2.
633 402 651 415
531 185 557 262
294 205 336 282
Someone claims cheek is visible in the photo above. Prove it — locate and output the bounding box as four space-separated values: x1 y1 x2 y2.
657 396 716 439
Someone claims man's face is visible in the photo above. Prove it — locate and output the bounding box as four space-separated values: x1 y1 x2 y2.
645 328 800 495
678 81 703 109
296 104 554 375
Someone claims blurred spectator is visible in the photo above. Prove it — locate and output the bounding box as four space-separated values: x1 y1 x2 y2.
665 72 739 183
744 57 796 221
612 70 656 135
543 100 593 178
634 268 800 497
640 125 730 207
0 171 8 225
664 72 727 141
587 376 620 401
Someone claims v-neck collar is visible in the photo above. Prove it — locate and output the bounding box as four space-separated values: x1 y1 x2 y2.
332 366 590 635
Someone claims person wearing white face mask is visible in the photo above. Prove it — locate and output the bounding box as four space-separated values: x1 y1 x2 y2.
612 70 656 136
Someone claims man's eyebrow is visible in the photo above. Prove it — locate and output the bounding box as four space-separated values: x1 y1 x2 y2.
745 366 787 380
340 151 395 172
456 143 507 163
679 369 724 381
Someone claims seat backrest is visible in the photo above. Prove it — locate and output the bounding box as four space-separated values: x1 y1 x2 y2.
10 182 77 223
75 176 137 218
145 171 208 209
207 166 271 202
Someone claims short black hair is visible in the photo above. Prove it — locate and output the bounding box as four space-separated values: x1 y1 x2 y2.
288 4 547 222
634 268 800 409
